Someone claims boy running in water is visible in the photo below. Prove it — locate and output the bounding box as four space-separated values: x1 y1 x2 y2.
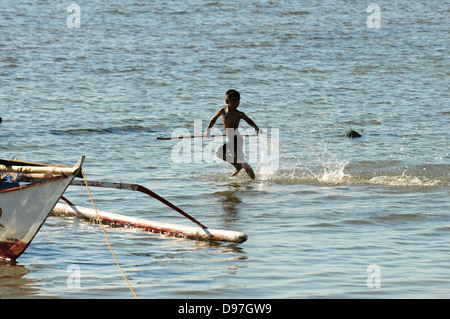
204 89 261 180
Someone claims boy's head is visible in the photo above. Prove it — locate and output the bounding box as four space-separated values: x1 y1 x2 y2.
226 89 240 100
225 89 240 109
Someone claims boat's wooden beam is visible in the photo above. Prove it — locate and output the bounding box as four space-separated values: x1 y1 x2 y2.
0 156 84 178
70 179 207 228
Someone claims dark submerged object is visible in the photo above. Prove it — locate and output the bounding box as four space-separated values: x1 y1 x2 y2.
343 130 362 138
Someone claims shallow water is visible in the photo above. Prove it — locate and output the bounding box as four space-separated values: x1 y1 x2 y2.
1 0 449 298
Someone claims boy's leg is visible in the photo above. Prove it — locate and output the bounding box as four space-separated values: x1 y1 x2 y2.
216 141 242 170
215 134 254 179
231 163 243 177
233 135 255 179
231 135 244 176
242 163 255 180
233 135 245 165
216 139 244 176
215 143 227 162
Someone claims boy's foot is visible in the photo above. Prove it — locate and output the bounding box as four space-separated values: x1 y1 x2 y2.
243 163 255 180
231 164 243 177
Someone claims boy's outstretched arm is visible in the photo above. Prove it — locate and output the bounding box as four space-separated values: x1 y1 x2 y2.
242 113 262 134
204 108 224 137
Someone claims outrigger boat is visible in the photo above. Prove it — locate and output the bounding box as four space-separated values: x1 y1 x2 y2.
0 156 84 260
1 156 247 261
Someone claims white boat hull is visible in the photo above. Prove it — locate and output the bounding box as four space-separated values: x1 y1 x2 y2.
0 176 74 260
0 156 84 260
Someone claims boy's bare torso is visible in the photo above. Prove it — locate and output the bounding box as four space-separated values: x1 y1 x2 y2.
220 107 248 130
210 107 258 133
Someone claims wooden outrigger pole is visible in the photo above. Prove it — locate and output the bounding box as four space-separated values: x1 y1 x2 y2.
70 179 206 228
62 179 248 243
156 133 257 140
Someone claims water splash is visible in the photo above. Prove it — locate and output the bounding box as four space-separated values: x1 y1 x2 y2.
255 159 350 186
368 172 444 187
254 162 448 187
307 161 349 184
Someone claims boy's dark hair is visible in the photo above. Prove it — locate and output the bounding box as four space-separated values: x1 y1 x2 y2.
226 89 240 100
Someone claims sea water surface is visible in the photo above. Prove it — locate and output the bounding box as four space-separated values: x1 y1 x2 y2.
1 0 449 299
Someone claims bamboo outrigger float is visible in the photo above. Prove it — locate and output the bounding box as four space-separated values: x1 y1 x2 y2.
52 203 248 243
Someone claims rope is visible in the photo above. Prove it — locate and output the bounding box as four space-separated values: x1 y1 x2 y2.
81 169 138 299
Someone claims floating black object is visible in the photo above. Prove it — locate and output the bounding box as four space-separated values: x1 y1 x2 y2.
344 130 362 138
